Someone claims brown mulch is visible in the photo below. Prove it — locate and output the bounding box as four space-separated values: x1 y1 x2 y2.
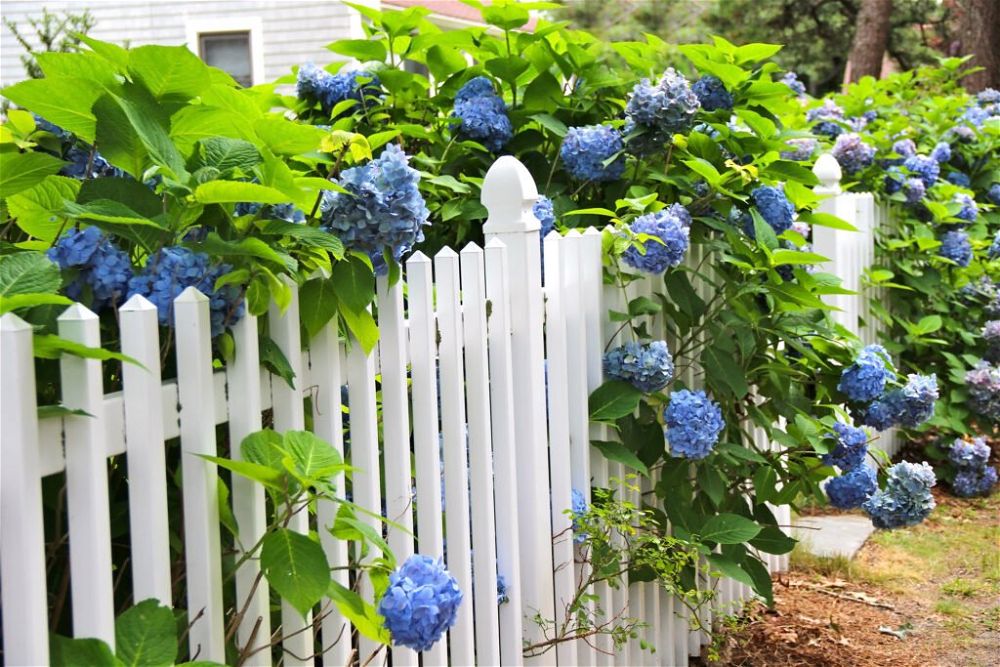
714 572 954 667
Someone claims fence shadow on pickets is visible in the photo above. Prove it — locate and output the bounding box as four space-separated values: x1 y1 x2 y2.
18 153 943 666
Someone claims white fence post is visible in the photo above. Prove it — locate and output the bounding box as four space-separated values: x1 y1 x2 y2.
120 295 173 607
483 238 525 667
174 288 226 662
1 314 50 665
482 156 556 660
57 303 116 648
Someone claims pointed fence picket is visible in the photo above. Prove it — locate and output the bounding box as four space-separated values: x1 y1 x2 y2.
2 154 893 666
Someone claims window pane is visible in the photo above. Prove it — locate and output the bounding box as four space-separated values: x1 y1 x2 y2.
199 32 252 86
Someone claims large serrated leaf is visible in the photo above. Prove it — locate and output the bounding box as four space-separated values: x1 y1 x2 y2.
699 513 761 544
588 380 644 423
6 175 81 241
0 252 62 297
114 599 177 667
0 151 66 199
261 528 330 618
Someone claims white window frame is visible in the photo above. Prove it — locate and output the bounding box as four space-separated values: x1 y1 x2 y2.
185 16 264 86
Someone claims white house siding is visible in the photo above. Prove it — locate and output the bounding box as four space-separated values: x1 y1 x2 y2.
0 0 373 88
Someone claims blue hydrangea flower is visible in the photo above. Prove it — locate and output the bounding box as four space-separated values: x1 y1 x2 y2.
953 467 998 498
966 361 1000 420
978 88 1000 105
847 115 871 131
860 394 902 431
664 389 725 460
496 574 509 605
625 68 700 147
952 193 977 222
603 340 674 393
48 227 132 310
961 105 991 128
571 488 588 543
892 138 916 158
822 421 869 471
988 319 1000 359
781 72 806 96
831 133 875 174
234 202 307 224
838 344 895 402
534 196 556 238
622 209 690 273
321 144 429 275
452 76 512 152
377 554 462 652
297 63 380 114
991 231 1000 260
939 230 972 267
127 247 244 337
692 75 733 111
34 115 72 141
951 125 975 142
948 437 991 470
806 99 844 123
813 121 844 139
863 461 936 529
894 373 938 428
751 185 796 235
988 183 1000 207
560 125 625 182
946 171 971 188
826 465 877 509
884 167 904 194
60 145 124 180
903 177 926 205
781 138 817 161
903 155 939 188
930 141 951 163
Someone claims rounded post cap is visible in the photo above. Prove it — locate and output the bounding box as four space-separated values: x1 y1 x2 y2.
482 156 540 234
813 153 842 193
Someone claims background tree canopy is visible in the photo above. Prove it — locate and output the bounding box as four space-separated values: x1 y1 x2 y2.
555 0 996 96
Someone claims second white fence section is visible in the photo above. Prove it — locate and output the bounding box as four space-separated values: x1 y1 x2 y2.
2 156 794 667
811 153 901 457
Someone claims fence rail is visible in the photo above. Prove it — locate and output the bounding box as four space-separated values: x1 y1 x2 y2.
0 153 897 666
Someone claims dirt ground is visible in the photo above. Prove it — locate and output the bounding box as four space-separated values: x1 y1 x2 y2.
711 490 1000 667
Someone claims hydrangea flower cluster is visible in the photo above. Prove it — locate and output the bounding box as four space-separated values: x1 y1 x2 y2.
930 141 951 163
948 437 990 469
320 144 429 274
61 146 124 180
664 389 725 460
451 76 512 152
965 361 1000 420
625 68 700 147
952 193 977 222
945 171 971 187
534 196 556 239
892 138 917 158
781 138 817 162
621 208 690 273
691 75 733 111
297 63 380 114
603 340 675 393
985 320 1000 362
560 125 625 182
954 466 998 498
751 185 796 235
858 371 938 431
496 574 509 605
806 100 845 138
838 344 895 402
989 183 1000 207
822 421 869 471
826 465 877 509
234 202 307 224
831 133 875 174
938 230 972 267
991 230 1000 259
48 227 132 310
903 154 939 188
377 554 462 652
571 488 588 543
781 72 806 97
127 247 244 337
863 461 936 529
903 177 926 205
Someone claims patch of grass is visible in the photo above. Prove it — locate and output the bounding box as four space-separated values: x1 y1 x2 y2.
941 578 978 598
935 599 971 617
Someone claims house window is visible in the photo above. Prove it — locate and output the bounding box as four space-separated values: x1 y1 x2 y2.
198 32 253 87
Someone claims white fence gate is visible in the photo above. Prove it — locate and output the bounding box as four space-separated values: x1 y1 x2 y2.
2 156 799 667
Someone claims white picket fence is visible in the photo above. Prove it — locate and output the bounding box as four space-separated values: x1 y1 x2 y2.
811 153 901 457
1 156 805 667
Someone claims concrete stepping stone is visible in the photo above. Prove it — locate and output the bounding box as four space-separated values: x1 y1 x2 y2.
792 515 875 559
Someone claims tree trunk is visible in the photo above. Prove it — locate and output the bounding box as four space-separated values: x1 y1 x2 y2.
847 0 893 82
958 0 1000 92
